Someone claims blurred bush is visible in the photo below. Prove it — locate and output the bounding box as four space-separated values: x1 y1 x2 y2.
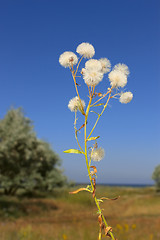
0 108 67 195
152 164 160 192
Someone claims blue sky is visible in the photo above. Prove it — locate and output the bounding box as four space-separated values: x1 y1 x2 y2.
0 0 159 184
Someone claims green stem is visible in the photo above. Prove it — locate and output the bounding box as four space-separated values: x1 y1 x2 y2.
84 91 115 240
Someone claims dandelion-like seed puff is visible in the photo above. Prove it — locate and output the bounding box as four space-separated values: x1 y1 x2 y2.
82 69 104 86
76 42 95 59
99 58 111 74
90 147 105 162
119 92 133 103
85 59 102 71
59 51 78 68
113 63 130 76
68 96 85 112
108 70 127 88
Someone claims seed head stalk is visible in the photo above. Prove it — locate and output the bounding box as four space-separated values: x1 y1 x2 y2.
70 63 85 116
84 89 115 240
74 111 85 154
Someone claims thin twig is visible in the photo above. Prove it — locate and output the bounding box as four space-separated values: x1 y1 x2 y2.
74 111 84 154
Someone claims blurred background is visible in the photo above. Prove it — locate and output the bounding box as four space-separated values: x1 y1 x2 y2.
0 0 159 240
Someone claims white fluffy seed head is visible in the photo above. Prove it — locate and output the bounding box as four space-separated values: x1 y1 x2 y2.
82 69 103 86
59 51 78 68
108 70 127 88
113 63 130 76
99 58 111 74
85 59 102 71
68 96 85 112
119 92 133 104
76 42 95 58
90 147 105 162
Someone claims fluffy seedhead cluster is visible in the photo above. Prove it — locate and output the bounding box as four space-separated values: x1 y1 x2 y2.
59 42 133 107
59 42 133 240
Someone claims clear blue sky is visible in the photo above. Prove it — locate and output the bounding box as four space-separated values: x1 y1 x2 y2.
0 0 159 184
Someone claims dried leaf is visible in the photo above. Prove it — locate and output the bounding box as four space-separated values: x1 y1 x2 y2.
98 214 103 240
105 227 112 237
101 196 120 201
92 189 96 198
78 121 88 131
92 177 96 198
69 188 90 194
90 165 97 174
78 123 85 131
98 214 103 227
63 149 83 154
87 136 100 141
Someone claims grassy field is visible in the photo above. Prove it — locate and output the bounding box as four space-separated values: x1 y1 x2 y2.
0 185 160 240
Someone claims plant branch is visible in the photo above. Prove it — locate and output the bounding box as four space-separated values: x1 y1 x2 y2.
75 56 84 76
91 90 110 107
87 92 111 139
70 70 85 116
74 111 84 154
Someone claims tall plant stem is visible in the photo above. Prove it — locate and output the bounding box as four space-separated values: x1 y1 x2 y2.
84 90 115 240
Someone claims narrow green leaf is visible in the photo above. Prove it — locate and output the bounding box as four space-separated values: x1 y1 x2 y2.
87 136 100 141
69 188 91 194
91 103 104 107
90 110 100 116
63 149 83 154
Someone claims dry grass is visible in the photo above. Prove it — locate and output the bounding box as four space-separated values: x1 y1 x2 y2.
0 186 159 240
